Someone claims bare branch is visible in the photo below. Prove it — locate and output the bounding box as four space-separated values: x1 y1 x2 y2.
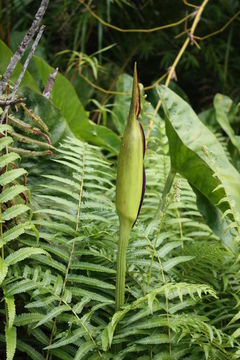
0 26 45 124
0 0 49 95
42 67 59 99
0 97 26 106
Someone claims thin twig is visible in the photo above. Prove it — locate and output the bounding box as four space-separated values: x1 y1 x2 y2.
195 9 240 41
80 73 129 96
80 0 194 33
93 44 140 124
0 97 26 106
145 0 209 141
42 67 59 99
143 72 168 91
176 10 240 41
80 71 168 99
183 0 199 9
0 26 45 124
0 0 49 95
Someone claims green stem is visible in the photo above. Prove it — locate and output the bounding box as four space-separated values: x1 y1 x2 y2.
223 27 232 91
115 217 132 312
155 167 176 219
161 167 176 211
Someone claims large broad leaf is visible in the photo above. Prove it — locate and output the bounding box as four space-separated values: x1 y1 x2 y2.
192 186 237 251
33 56 88 125
33 56 120 154
0 40 39 92
0 41 120 153
20 87 72 146
159 85 240 246
214 93 240 152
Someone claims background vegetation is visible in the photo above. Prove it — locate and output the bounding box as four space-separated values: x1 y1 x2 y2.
0 0 240 359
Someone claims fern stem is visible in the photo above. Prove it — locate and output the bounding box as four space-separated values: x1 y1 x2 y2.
115 218 132 312
223 27 232 91
161 167 176 211
156 253 172 356
156 167 176 217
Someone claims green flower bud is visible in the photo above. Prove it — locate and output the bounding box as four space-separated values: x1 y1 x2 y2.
116 63 145 228
115 63 145 312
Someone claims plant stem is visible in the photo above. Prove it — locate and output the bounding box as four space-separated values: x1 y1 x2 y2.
146 0 209 140
157 167 176 215
115 218 132 312
161 167 176 210
223 27 232 91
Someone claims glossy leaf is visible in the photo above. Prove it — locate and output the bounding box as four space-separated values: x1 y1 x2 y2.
159 86 240 245
214 93 240 152
0 39 39 92
193 186 237 250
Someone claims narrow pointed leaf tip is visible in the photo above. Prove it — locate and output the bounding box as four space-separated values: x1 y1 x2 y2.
134 62 141 118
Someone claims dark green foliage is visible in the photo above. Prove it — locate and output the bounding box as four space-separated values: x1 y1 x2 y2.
1 1 240 359
2 0 240 110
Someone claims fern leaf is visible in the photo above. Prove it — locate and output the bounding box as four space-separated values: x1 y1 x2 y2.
67 274 115 290
70 262 115 273
2 204 30 221
162 256 194 272
0 184 28 203
0 168 27 186
36 195 78 211
14 313 45 326
42 175 80 190
157 241 182 257
25 296 56 309
0 136 13 151
135 333 169 345
5 297 16 328
34 305 70 328
0 257 8 284
35 209 76 223
69 287 114 303
53 275 64 295
0 124 13 133
5 325 16 360
6 279 39 297
31 254 66 273
2 222 33 245
33 220 76 235
17 339 45 360
74 341 95 360
0 152 20 168
44 328 85 350
41 184 79 200
5 247 49 266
